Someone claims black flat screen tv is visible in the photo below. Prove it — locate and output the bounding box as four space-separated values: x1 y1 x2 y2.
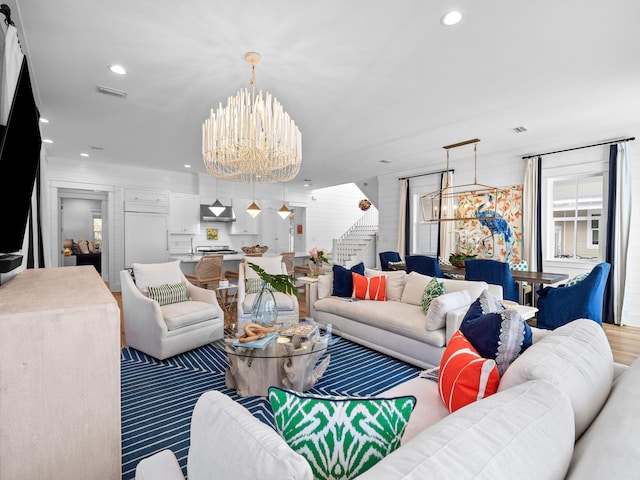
0 60 41 253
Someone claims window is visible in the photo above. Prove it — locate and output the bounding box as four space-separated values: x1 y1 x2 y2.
549 175 604 261
588 211 600 249
93 215 102 249
410 176 440 256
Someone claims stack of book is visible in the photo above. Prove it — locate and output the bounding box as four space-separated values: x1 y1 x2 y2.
279 323 319 341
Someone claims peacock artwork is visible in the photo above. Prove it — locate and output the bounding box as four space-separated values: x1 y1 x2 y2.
455 185 523 263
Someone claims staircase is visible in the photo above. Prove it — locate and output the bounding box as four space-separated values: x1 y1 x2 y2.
332 207 379 267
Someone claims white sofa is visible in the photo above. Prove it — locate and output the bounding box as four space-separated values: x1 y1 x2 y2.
309 269 535 368
135 319 640 480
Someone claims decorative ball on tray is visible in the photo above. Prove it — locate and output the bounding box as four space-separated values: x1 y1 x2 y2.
242 244 269 255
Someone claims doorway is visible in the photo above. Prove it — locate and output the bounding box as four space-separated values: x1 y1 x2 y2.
52 183 115 288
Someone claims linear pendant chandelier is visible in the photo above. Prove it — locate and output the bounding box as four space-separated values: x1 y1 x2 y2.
420 138 498 222
202 52 302 184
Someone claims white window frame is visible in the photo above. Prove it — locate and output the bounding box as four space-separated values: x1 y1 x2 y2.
542 157 608 267
587 211 600 249
409 176 440 256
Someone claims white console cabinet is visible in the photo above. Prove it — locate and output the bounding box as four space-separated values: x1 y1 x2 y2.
0 266 121 479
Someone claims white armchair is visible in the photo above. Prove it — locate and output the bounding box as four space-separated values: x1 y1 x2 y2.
120 260 224 360
237 255 300 330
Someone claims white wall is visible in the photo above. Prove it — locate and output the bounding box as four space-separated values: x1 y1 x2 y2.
377 143 640 327
377 146 525 253
61 198 101 242
306 183 369 257
43 157 324 289
41 140 640 326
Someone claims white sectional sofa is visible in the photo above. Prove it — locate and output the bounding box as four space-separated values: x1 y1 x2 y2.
135 319 640 480
309 269 534 368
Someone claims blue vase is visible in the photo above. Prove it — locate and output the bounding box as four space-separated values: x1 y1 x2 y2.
251 283 277 327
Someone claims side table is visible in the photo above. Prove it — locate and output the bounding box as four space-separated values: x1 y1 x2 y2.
297 276 319 316
208 281 238 329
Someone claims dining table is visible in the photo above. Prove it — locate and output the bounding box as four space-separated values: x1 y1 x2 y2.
440 264 568 306
390 262 569 306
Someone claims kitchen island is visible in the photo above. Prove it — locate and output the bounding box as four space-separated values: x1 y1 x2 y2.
171 252 309 275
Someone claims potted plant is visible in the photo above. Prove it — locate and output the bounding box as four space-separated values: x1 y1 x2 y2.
449 252 476 268
247 263 299 296
308 247 330 277
246 263 298 328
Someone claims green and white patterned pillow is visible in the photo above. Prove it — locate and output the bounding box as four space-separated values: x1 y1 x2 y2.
147 281 188 306
421 277 445 313
268 387 416 480
245 277 275 294
565 272 589 287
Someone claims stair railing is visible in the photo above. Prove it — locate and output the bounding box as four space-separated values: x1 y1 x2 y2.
332 207 379 266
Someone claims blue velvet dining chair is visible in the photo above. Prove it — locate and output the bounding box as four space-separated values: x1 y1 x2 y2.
464 259 519 302
379 251 402 271
405 255 445 278
536 262 611 330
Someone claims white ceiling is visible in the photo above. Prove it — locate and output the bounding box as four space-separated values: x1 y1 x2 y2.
7 0 640 189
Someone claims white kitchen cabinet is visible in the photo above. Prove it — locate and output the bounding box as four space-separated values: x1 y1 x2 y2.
170 193 200 234
230 198 259 235
125 211 169 267
124 188 170 214
259 201 293 251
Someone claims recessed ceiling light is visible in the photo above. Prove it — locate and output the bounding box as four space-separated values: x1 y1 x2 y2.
184 164 191 168
43 138 53 144
109 64 127 75
80 153 89 157
379 159 391 164
39 117 49 123
441 10 462 26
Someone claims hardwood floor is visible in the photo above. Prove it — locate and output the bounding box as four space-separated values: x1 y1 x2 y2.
112 290 640 366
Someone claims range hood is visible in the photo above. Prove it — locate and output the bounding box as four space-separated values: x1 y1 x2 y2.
200 204 236 222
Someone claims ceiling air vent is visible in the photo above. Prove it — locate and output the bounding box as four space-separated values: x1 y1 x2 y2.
512 126 528 133
96 85 127 99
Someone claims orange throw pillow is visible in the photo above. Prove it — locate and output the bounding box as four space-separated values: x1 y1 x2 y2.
352 272 386 301
438 330 500 412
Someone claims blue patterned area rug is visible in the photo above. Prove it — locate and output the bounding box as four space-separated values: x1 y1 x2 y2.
121 337 421 480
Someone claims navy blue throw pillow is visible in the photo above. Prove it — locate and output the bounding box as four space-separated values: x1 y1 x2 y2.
332 263 365 297
462 289 505 323
460 309 533 375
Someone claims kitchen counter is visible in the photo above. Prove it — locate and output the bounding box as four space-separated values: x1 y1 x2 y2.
171 252 310 275
170 252 309 263
171 253 244 263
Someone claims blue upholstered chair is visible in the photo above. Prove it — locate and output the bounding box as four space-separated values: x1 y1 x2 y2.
464 259 519 302
405 255 445 278
536 262 611 330
379 251 402 271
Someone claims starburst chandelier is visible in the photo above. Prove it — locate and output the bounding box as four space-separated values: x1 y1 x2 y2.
202 52 302 184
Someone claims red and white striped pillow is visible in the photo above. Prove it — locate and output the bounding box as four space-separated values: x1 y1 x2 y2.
352 272 387 301
438 330 500 412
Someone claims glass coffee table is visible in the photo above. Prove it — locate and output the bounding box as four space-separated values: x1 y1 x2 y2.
211 325 333 397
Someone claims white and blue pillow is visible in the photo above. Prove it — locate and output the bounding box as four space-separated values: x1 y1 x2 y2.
460 290 532 375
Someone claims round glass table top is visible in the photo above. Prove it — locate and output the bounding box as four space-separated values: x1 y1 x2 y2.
211 326 332 359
